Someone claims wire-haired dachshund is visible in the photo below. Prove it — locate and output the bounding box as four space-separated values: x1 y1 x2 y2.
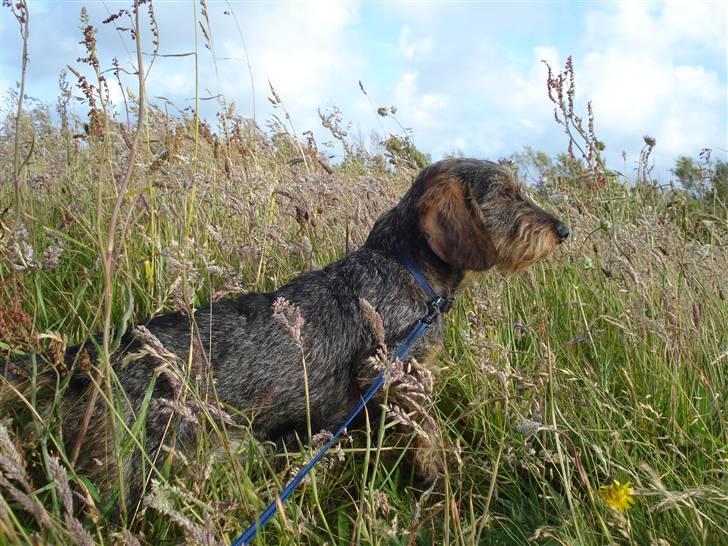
3 158 569 515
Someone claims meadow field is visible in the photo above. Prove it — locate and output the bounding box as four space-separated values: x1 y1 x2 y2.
1 1 727 545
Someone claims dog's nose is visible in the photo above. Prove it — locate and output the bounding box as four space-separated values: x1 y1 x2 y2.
555 223 570 243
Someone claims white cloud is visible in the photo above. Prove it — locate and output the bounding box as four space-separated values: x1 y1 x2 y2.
399 25 433 61
575 2 726 165
0 78 12 118
393 71 448 128
662 2 726 54
584 1 726 56
534 46 560 70
214 1 364 134
252 3 357 99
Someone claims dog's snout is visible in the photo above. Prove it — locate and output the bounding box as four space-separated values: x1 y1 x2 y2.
555 223 570 243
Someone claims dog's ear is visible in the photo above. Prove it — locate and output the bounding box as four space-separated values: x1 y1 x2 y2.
417 176 496 271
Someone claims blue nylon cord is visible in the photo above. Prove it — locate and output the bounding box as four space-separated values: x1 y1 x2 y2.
230 258 446 546
399 256 439 300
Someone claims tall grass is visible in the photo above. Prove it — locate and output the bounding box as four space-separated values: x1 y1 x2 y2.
1 1 726 544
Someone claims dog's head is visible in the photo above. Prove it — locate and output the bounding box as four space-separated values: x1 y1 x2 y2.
411 158 568 273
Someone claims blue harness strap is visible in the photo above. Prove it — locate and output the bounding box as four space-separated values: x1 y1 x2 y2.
230 257 453 546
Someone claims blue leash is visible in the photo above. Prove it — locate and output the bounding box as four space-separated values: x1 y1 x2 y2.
230 257 453 546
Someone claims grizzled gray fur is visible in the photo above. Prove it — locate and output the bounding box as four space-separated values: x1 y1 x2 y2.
4 158 569 515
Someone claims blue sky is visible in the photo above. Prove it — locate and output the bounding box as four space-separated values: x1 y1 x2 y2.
1 1 726 179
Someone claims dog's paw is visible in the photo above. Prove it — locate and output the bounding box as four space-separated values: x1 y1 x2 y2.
412 435 446 486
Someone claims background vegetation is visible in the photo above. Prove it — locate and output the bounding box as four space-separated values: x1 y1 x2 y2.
1 1 726 544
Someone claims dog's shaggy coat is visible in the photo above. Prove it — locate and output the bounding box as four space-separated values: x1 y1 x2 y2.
3 158 569 514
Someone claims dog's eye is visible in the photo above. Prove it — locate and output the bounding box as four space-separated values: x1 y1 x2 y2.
498 190 514 202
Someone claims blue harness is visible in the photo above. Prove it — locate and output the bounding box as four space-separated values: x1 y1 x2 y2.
230 256 454 546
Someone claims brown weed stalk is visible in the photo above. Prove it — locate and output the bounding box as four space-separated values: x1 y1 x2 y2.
543 56 609 189
3 0 30 218
71 0 152 522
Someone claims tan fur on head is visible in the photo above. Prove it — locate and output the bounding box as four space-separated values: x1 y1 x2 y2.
417 175 497 271
492 221 561 274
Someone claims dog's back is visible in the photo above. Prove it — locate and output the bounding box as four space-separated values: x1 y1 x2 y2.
2 247 435 515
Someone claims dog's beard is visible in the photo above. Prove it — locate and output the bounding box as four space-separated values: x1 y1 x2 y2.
493 224 560 274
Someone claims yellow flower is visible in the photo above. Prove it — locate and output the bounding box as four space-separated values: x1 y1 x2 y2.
600 480 636 512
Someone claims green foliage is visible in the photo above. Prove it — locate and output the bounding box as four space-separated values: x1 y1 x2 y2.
383 134 431 170
673 155 703 192
1 106 726 545
672 153 728 208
